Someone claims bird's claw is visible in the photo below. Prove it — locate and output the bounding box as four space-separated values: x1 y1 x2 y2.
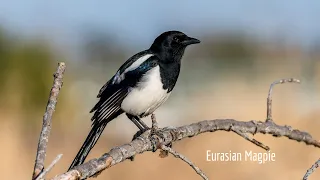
150 129 165 152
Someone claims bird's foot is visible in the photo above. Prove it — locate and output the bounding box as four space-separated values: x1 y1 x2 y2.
149 113 167 153
129 114 165 160
150 115 176 157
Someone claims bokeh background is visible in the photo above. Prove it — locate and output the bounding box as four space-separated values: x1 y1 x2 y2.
1 1 320 179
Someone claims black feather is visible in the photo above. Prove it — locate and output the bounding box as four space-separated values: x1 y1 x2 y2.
69 84 128 170
68 109 123 170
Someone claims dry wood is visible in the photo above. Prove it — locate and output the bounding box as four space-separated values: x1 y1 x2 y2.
32 62 66 179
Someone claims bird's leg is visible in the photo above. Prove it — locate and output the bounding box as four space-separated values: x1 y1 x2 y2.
149 113 163 152
134 116 150 131
130 117 145 131
151 113 158 129
126 114 145 131
127 114 150 161
126 113 150 131
149 114 172 157
130 116 150 148
150 113 159 136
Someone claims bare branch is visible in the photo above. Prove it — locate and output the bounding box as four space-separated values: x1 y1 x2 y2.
32 62 66 179
266 78 300 122
51 118 320 180
36 71 314 180
36 154 63 180
303 158 320 180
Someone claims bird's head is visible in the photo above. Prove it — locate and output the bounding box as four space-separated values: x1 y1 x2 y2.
150 31 200 62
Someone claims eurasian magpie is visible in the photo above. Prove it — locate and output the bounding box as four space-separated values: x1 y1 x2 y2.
68 30 200 170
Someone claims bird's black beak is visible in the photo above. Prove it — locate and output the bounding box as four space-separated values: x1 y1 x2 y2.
181 36 201 46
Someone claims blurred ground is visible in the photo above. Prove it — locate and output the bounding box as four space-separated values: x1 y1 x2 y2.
0 25 320 180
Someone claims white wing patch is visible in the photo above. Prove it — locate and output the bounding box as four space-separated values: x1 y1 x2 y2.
124 54 154 73
112 54 154 85
112 71 122 84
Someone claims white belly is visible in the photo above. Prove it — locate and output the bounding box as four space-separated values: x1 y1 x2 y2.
121 66 170 117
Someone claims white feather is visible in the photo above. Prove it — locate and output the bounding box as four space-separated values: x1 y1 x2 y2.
121 66 170 116
113 54 154 84
125 54 154 73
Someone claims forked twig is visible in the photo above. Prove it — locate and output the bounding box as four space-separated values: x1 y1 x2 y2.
35 154 63 180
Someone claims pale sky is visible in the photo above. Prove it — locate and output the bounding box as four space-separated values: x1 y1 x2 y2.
1 0 319 47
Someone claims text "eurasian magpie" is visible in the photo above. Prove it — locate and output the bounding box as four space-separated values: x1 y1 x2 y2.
69 30 200 170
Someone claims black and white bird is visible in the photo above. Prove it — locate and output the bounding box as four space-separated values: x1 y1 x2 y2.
68 30 200 170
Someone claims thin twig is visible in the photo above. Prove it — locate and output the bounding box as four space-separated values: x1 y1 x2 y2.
231 128 270 151
266 78 300 122
32 62 66 179
161 144 209 180
36 154 63 180
303 158 320 180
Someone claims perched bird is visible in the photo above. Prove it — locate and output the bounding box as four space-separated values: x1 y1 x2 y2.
69 30 200 170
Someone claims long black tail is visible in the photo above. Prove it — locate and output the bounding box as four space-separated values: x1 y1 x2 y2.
68 109 123 170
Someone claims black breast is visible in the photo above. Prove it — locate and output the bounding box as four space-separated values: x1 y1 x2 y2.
158 62 181 92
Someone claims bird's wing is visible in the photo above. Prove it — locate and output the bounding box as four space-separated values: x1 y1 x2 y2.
97 50 153 98
90 83 128 126
91 51 157 125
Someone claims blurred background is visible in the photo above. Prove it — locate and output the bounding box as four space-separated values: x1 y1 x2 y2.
1 0 320 179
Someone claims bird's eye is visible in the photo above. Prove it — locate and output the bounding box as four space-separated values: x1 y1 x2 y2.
173 37 179 42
